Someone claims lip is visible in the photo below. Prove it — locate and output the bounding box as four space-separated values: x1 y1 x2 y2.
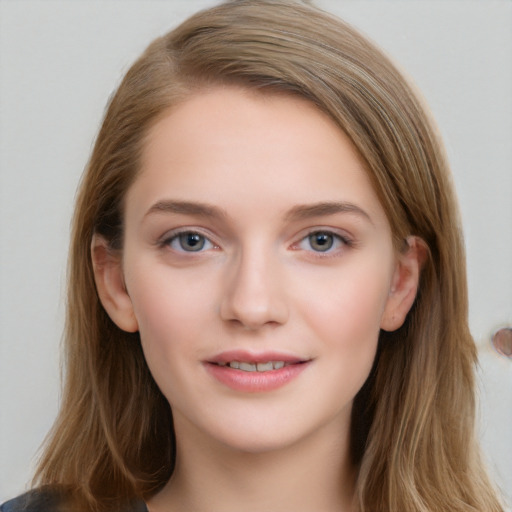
205 350 311 393
208 350 305 365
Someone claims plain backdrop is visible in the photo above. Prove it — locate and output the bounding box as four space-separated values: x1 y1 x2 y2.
1 0 511 505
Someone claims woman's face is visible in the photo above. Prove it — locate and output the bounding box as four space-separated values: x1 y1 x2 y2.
111 87 407 453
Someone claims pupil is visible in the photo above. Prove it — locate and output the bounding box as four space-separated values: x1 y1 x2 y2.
310 232 333 251
180 233 205 251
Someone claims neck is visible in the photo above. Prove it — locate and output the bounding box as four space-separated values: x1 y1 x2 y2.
148 416 356 512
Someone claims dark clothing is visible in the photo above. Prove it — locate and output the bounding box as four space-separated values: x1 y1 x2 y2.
1 489 147 512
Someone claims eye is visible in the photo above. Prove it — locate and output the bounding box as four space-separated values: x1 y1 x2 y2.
298 230 349 253
165 231 215 252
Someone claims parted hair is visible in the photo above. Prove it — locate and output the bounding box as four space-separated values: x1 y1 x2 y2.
34 1 503 511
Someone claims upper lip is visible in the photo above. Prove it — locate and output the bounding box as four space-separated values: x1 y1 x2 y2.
207 350 308 365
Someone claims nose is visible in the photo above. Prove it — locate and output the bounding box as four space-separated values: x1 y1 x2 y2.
219 247 289 329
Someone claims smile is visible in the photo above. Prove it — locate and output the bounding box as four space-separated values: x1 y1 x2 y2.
216 361 290 372
206 353 310 392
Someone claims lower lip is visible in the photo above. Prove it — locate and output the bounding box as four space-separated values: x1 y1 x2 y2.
205 362 309 392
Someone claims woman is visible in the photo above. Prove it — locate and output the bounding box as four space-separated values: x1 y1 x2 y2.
1 0 505 510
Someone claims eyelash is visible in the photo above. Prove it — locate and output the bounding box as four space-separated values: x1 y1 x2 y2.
159 228 353 256
159 230 218 253
294 230 353 256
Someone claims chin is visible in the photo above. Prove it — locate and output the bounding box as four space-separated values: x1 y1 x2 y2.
173 407 314 456
215 429 308 455
201 410 339 455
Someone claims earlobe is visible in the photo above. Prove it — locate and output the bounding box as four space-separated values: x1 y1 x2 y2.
91 234 139 333
380 236 427 332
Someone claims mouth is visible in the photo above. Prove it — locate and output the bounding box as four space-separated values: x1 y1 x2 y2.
215 360 295 372
205 352 311 392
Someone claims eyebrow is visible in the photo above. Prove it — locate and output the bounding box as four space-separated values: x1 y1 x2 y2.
284 201 373 224
144 200 228 221
144 199 372 224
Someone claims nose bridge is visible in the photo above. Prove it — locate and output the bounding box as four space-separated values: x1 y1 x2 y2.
220 239 288 328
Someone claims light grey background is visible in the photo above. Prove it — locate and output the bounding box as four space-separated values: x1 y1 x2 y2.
1 0 511 505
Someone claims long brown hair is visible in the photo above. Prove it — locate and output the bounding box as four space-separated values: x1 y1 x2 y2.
34 1 503 510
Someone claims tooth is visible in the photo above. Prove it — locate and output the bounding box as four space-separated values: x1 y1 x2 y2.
273 361 285 370
229 361 240 369
239 362 257 372
218 362 227 366
257 362 273 372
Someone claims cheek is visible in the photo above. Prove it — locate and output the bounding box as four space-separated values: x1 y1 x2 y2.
299 262 390 379
302 258 391 334
126 268 215 375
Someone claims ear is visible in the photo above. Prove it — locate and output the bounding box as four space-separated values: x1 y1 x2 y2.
91 234 139 333
380 236 427 332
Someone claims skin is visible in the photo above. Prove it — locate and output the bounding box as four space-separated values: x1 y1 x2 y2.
93 87 422 512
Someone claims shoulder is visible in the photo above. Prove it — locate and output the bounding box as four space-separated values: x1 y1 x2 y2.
1 489 147 512
0 489 62 512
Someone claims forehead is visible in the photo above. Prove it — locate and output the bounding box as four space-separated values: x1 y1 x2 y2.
128 86 388 228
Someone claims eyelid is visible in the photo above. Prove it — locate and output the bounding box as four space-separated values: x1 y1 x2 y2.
290 227 354 254
158 227 220 252
157 226 354 254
